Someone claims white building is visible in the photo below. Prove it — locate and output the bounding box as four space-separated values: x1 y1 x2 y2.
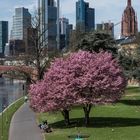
10 7 31 40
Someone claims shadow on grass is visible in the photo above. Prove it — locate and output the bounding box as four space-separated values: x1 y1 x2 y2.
126 87 140 91
119 100 140 106
50 117 140 129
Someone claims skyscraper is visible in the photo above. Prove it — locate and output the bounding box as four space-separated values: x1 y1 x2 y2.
0 21 8 57
76 0 95 32
11 7 31 40
59 17 73 50
60 18 69 35
121 0 138 37
38 0 59 51
96 22 114 37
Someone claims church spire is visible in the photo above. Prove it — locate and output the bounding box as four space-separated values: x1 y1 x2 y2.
121 0 138 37
128 0 131 6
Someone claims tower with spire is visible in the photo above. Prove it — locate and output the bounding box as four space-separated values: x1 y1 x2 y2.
121 0 138 37
128 0 131 6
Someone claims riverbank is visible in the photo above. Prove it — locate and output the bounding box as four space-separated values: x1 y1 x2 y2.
0 77 25 113
0 98 24 140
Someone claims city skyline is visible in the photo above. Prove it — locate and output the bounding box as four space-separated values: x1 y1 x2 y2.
0 0 140 38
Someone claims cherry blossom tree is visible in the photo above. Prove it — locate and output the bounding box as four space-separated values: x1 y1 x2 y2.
29 51 127 126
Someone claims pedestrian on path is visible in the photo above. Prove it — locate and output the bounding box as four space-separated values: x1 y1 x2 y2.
24 95 28 102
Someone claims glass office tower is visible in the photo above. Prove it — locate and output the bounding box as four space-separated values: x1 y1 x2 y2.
11 7 31 40
38 0 59 51
76 0 95 32
0 21 8 57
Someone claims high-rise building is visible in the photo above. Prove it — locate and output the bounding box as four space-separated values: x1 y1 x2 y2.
121 0 138 37
66 24 73 44
38 0 59 51
59 17 68 50
11 7 31 40
9 40 25 56
59 17 73 50
85 5 95 32
4 43 10 57
60 17 69 35
25 27 38 54
0 21 8 57
10 7 31 56
76 0 95 32
96 22 114 37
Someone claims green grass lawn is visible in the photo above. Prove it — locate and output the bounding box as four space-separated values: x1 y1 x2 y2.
0 98 24 140
37 87 140 140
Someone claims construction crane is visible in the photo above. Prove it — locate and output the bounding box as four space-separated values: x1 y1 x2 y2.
108 21 121 30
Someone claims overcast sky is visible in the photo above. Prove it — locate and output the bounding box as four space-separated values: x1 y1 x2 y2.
0 0 139 38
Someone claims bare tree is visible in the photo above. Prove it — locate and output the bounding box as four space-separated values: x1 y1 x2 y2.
20 9 60 81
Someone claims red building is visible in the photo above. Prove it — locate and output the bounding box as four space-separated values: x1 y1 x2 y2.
121 0 138 37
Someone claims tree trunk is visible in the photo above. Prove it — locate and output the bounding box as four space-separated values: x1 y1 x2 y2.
83 104 92 126
61 109 70 126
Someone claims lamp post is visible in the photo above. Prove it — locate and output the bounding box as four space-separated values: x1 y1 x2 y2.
22 84 25 96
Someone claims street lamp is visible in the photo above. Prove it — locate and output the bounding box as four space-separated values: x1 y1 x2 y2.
22 84 25 96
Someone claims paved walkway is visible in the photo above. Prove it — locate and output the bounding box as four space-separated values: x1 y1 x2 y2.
9 102 43 140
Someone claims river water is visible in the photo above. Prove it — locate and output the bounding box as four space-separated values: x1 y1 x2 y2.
0 77 25 112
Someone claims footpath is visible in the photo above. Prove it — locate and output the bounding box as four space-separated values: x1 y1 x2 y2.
9 102 43 140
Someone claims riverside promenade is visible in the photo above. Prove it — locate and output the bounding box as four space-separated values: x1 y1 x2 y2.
9 102 43 140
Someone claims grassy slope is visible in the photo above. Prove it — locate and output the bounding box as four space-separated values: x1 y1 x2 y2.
0 98 24 140
37 87 140 140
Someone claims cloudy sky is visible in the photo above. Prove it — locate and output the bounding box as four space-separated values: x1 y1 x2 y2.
0 0 139 38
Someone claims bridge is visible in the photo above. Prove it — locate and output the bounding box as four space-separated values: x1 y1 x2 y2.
0 65 37 82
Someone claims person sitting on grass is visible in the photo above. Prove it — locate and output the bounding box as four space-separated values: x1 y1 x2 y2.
38 120 52 133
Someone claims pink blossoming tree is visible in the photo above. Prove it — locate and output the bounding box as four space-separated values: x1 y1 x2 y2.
29 51 127 126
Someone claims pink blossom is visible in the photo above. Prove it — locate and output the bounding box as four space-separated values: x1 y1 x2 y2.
29 51 127 112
